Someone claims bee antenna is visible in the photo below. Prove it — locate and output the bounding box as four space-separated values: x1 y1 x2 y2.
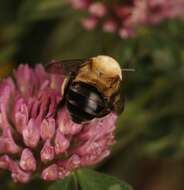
122 68 135 72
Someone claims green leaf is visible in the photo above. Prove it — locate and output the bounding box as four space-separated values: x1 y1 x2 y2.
77 168 133 190
47 175 75 190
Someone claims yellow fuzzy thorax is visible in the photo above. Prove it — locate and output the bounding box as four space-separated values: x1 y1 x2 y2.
74 55 122 97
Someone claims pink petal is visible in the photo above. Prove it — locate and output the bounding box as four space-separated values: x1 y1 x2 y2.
40 118 55 140
9 161 31 183
81 17 98 30
12 97 28 134
119 27 135 39
0 78 15 110
41 164 58 181
80 149 110 166
57 108 82 135
103 19 117 33
78 113 117 141
0 127 21 154
72 139 107 156
0 155 11 169
0 78 15 129
22 119 40 148
55 129 70 155
20 149 36 171
40 140 55 163
34 64 49 88
36 91 59 121
88 2 107 17
30 100 40 119
0 104 10 129
13 65 36 96
57 154 80 171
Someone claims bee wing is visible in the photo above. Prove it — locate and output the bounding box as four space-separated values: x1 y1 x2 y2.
46 59 87 75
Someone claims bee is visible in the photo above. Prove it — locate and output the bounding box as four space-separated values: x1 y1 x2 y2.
47 55 134 124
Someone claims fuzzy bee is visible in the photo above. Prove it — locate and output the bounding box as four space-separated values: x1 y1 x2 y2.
47 55 133 124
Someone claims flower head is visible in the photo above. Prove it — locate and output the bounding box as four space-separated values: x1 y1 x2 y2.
69 0 184 38
0 61 117 183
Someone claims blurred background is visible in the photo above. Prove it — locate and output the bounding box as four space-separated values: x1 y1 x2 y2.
0 0 184 190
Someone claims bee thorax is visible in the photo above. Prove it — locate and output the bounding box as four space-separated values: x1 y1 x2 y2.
92 55 122 80
74 55 122 97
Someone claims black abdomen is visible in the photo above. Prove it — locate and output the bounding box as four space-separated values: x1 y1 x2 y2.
66 82 107 123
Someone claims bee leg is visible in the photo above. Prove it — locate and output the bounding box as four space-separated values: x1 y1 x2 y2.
56 99 65 112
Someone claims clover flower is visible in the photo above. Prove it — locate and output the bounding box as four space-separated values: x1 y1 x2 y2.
69 0 184 38
0 61 117 183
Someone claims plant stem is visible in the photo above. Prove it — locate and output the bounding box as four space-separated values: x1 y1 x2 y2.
72 172 79 190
